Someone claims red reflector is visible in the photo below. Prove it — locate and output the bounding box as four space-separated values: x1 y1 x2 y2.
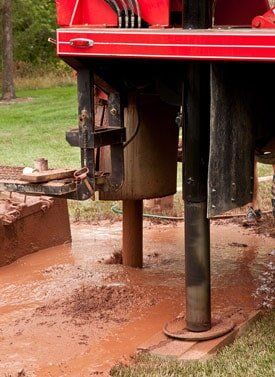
69 38 94 48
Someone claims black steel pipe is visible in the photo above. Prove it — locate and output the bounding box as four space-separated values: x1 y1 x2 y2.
182 0 212 332
182 0 212 29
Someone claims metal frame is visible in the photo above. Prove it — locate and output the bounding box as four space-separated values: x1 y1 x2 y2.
57 28 275 62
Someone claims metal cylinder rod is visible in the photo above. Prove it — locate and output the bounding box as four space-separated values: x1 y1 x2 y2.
183 0 212 332
122 199 143 268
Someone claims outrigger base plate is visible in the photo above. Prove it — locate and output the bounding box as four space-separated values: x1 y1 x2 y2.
163 317 235 341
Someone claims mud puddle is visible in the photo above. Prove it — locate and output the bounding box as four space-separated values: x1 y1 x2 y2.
0 221 273 376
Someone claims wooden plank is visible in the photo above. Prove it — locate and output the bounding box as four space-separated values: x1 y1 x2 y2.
151 340 197 358
180 310 262 361
21 169 76 183
0 179 77 197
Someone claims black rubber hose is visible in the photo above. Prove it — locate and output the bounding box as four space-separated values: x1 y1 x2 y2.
120 0 130 27
104 0 122 27
127 0 135 27
123 95 141 148
133 0 141 27
127 0 141 28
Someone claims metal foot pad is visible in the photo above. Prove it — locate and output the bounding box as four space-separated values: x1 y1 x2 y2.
163 317 235 341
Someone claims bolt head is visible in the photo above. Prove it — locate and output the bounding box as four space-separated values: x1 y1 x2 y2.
110 108 117 116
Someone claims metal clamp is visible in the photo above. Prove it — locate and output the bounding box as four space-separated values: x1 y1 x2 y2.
74 167 94 196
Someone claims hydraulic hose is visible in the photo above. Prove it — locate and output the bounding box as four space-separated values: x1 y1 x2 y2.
104 0 122 27
127 0 136 27
111 204 184 221
128 0 141 28
120 0 130 27
133 0 141 28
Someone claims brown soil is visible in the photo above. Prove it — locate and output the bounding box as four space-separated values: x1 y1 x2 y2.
101 250 123 265
248 214 275 237
36 284 155 323
0 221 273 376
0 166 24 180
214 213 275 238
0 193 71 266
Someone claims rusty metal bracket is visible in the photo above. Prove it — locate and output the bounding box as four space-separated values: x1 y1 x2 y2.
40 198 54 213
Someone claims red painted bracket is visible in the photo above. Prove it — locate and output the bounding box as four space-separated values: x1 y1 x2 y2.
252 7 275 28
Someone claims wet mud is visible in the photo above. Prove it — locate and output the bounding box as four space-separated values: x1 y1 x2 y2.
0 221 274 376
0 193 71 267
218 212 275 238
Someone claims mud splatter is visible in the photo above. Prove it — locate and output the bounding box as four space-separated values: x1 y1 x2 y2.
254 255 275 309
36 284 155 323
101 250 123 265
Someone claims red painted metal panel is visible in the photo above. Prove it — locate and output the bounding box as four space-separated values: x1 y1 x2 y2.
56 0 75 26
215 0 270 27
57 29 275 62
138 0 170 27
55 0 117 27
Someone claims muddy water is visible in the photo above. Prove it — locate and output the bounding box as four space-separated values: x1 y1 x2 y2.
0 221 273 376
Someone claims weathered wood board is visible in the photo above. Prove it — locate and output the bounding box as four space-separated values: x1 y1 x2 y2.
21 169 76 183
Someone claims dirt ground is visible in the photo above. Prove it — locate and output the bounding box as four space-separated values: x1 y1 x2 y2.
0 218 274 377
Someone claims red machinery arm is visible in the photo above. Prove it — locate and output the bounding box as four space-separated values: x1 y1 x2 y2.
56 0 272 28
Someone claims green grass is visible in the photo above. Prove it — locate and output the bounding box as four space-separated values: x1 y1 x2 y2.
258 164 273 178
0 86 79 168
111 311 275 377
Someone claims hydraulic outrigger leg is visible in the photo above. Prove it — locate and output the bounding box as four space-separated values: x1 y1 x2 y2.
183 0 212 334
164 0 234 340
184 61 211 332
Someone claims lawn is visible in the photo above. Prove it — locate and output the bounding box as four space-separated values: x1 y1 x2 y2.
111 311 275 377
0 86 79 168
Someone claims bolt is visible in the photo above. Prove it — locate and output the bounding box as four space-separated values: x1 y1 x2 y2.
110 107 117 116
212 204 216 209
212 188 216 193
187 177 195 185
231 198 236 202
